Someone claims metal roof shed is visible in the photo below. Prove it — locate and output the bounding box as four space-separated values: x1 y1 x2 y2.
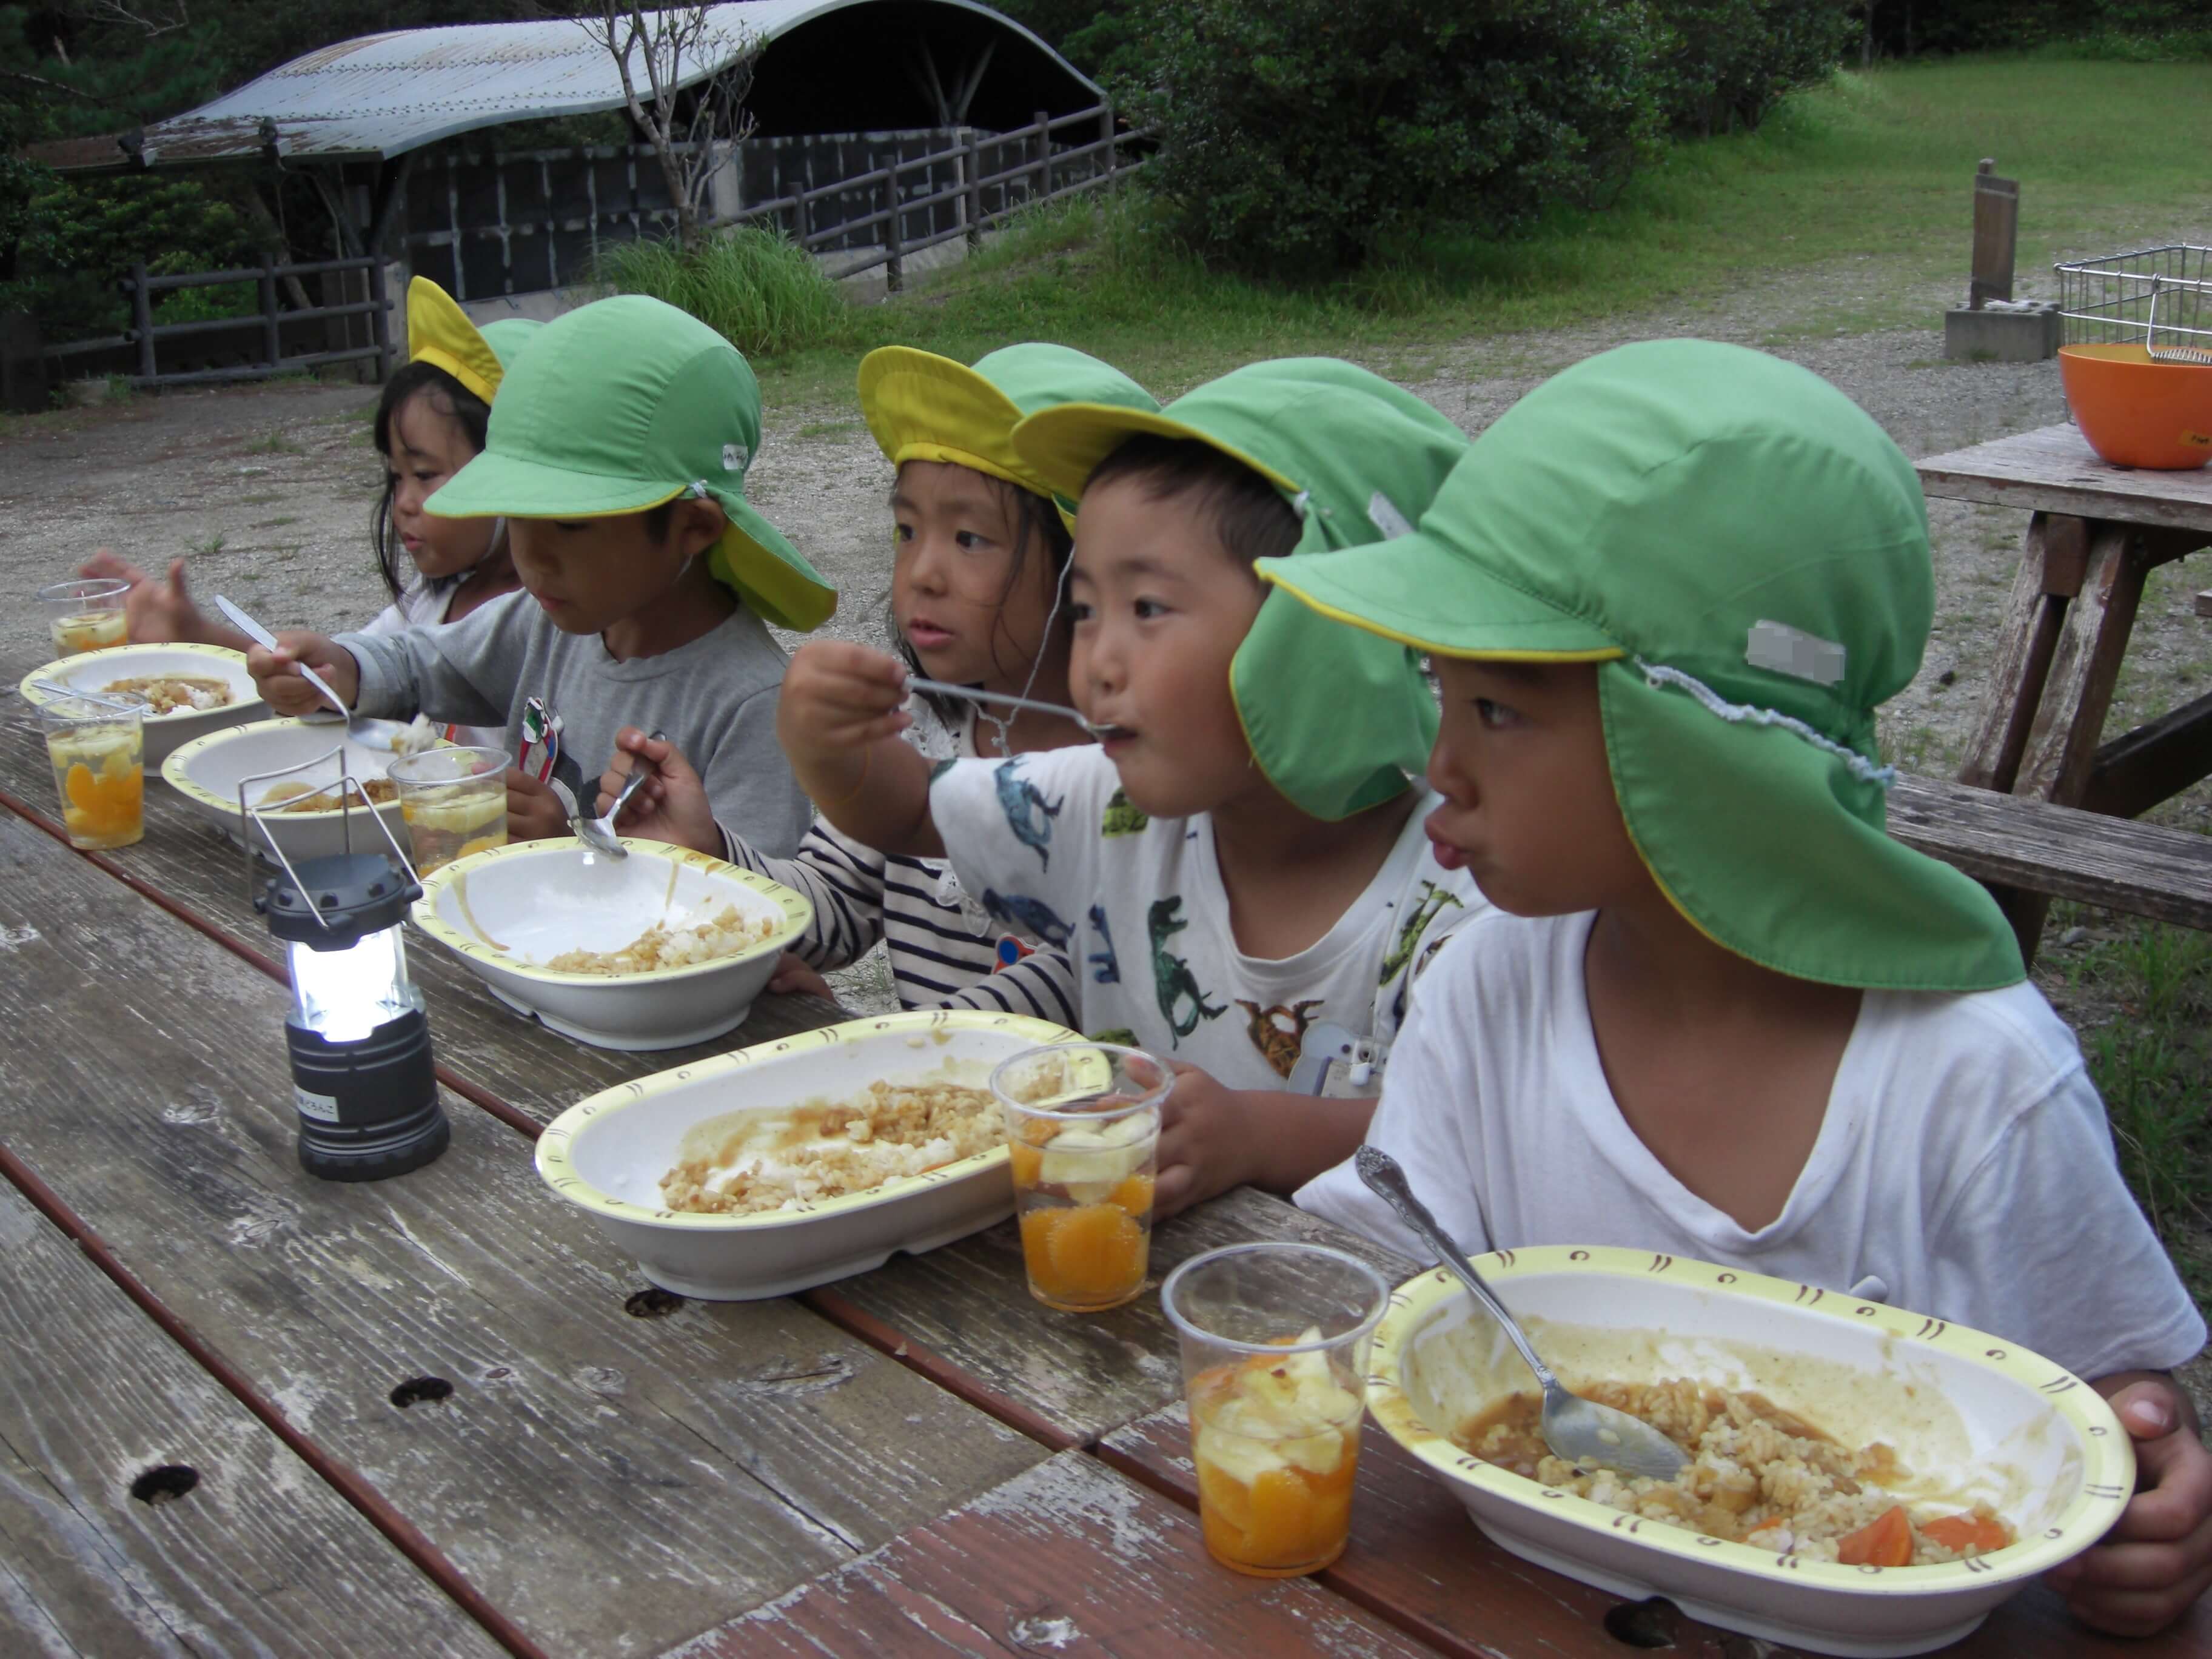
32 1 1101 173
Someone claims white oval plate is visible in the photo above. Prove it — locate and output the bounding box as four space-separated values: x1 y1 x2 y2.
23 643 263 763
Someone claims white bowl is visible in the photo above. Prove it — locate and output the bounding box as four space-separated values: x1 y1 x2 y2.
22 643 264 762
1367 1247 2132 1658
411 837 809 1050
535 1010 1078 1298
163 716 420 864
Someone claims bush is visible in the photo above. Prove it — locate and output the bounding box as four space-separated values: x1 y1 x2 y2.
591 227 846 359
1125 0 1661 281
1649 1 1854 136
1 170 261 341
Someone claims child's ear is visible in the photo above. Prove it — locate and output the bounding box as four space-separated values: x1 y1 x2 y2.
670 497 728 561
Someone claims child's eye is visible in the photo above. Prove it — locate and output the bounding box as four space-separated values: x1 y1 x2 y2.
954 530 989 551
893 522 914 542
1133 597 1168 619
1067 600 1094 623
1475 697 1518 729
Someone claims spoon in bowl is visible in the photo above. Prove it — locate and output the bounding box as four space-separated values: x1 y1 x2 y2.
1355 1145 1690 1482
901 677 1130 740
572 728 667 859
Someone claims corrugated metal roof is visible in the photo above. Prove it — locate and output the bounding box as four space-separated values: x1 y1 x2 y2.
41 0 1097 170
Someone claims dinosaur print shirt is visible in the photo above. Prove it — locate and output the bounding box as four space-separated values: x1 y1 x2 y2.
928 747 1487 1093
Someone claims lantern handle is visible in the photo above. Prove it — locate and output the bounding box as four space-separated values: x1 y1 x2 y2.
236 743 420 925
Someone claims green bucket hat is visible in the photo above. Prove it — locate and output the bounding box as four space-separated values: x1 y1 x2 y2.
1011 358 1472 820
859 343 1157 522
1257 339 2023 991
426 294 837 633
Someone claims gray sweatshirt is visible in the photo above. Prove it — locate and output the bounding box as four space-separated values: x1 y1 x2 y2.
338 589 812 857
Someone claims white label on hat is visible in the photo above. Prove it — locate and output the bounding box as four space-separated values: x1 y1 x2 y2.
1746 619 1846 686
1366 491 1415 540
293 1085 341 1123
722 442 749 473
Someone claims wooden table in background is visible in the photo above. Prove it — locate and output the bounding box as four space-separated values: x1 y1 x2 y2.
1916 423 2212 953
4 660 2210 1658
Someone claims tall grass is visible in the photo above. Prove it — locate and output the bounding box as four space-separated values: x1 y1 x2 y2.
593 228 845 360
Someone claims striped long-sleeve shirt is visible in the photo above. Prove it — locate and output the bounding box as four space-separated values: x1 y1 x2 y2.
716 716 1078 1024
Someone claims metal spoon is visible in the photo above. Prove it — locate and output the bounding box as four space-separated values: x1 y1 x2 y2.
1355 1146 1690 1482
28 679 146 714
213 594 395 748
573 728 666 859
902 677 1129 740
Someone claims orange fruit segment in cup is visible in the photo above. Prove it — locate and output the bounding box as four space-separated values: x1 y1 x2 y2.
1191 1329 1364 1575
64 749 144 843
1020 1201 1145 1306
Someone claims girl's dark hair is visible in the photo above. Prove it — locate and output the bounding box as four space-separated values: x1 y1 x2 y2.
370 361 491 600
1082 434 1300 571
890 473 1076 725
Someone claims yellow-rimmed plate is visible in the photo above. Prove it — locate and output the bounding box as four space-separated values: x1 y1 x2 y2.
537 1009 1078 1298
24 643 262 762
164 716 419 862
412 837 809 1050
1367 1246 2131 1657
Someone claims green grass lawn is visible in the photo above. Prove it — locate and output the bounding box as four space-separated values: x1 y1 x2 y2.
755 55 2212 405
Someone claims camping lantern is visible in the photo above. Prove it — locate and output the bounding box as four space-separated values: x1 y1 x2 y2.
258 851 447 1181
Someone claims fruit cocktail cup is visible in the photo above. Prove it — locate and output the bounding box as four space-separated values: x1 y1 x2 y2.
39 691 148 850
389 744 508 875
41 577 130 657
990 1042 1170 1313
1161 1241 1390 1577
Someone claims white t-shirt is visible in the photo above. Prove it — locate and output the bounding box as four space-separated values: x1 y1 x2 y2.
929 746 1487 1091
1297 909 2207 1384
357 578 503 752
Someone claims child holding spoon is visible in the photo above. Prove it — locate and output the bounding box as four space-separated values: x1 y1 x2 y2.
600 343 1155 1019
83 279 533 758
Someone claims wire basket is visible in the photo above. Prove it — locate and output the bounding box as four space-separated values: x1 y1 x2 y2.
2054 244 2212 349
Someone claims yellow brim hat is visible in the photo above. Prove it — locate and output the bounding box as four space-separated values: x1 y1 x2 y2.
406 277 509 405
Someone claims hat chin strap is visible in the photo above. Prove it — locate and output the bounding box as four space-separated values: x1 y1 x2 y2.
1630 657 1897 789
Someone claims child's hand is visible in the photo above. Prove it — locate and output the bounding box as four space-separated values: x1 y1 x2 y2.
777 642 911 769
79 551 238 648
767 953 840 1003
1154 1063 1261 1221
594 728 720 856
246 636 360 716
2048 1373 2212 1634
504 768 572 843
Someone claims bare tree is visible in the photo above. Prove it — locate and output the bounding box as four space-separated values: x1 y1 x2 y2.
67 0 192 38
578 2 761 250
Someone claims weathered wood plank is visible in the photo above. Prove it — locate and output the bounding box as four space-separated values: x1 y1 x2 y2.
1917 424 2212 535
2084 687 2212 819
0 1180 506 1659
0 808 1046 1657
1101 1401 2212 1659
668 1450 1438 1659
1960 512 2076 793
2017 523 2143 806
1889 775 2212 931
811 1186 1414 1449
0 698 842 1127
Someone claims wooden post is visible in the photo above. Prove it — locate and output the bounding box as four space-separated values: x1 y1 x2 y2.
882 161 903 293
1099 102 1115 186
259 256 280 374
962 127 982 247
1033 109 1050 203
130 261 155 383
1969 158 2019 311
367 256 392 382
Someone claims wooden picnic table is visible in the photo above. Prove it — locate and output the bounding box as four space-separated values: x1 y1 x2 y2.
1915 423 2212 953
4 662 2209 1658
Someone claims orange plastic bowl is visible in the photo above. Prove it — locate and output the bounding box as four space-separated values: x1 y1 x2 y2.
2057 343 2212 470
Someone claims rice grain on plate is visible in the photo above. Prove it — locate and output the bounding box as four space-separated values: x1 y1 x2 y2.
662 1079 997 1215
545 903 775 975
1456 1379 2012 1565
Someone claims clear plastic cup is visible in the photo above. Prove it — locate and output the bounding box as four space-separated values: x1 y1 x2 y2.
990 1042 1171 1313
387 745 509 875
39 692 148 850
41 577 130 657
1161 1241 1391 1578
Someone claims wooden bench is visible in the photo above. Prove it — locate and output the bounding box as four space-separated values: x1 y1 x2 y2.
1890 774 2212 935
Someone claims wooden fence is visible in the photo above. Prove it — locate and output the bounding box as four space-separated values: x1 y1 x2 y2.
407 101 1150 300
38 255 393 390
